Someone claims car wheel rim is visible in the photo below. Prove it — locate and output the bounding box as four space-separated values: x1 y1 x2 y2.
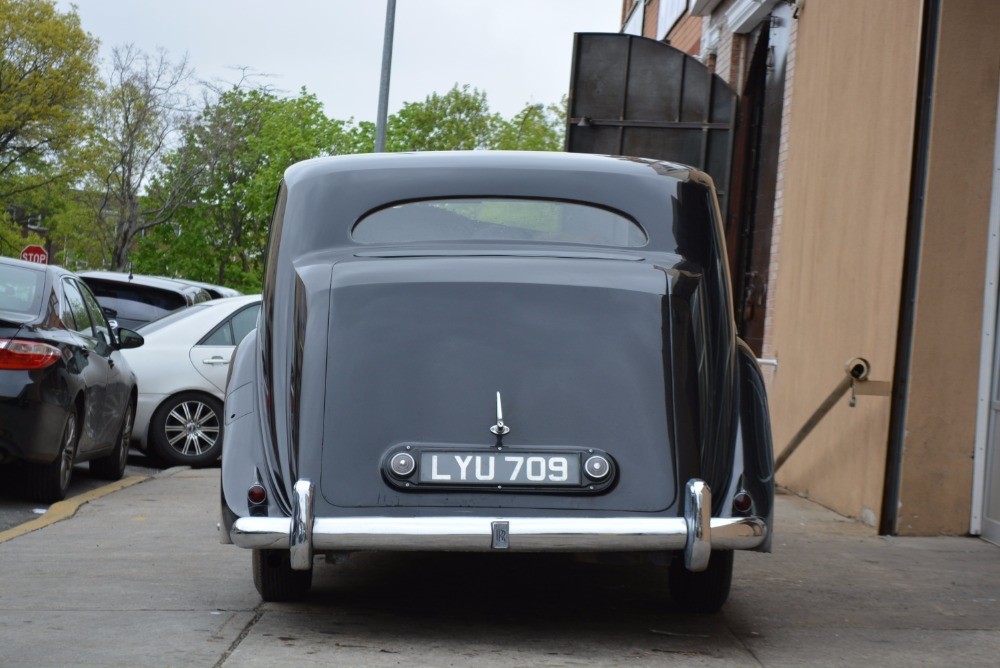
164 400 220 458
60 415 77 490
118 407 133 469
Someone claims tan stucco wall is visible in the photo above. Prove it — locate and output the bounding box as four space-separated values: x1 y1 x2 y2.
897 0 1000 535
768 0 923 525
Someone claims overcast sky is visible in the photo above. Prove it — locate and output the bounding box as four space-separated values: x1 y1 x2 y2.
57 0 622 122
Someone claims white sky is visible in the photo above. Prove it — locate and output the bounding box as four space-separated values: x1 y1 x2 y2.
57 0 622 122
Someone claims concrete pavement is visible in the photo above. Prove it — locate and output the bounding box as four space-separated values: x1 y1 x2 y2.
0 467 998 666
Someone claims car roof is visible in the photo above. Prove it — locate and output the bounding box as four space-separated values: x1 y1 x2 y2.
206 294 261 307
276 150 717 257
78 271 212 301
0 258 80 324
0 256 47 271
165 277 243 298
79 270 196 291
284 150 705 187
0 255 72 277
136 294 261 338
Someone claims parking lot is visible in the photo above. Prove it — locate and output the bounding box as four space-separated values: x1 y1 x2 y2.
0 467 997 667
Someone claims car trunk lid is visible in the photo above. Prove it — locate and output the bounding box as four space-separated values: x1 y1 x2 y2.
318 255 681 513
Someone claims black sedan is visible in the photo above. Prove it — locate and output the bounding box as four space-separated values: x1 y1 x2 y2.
0 257 144 502
220 151 774 612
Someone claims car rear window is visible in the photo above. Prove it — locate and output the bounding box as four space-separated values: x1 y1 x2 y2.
83 279 188 329
0 264 45 317
351 198 648 247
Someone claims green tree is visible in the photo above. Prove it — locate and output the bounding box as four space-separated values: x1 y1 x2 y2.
355 84 563 153
0 213 43 258
493 99 565 151
74 44 198 270
132 83 563 290
132 86 347 291
0 0 98 203
386 84 504 152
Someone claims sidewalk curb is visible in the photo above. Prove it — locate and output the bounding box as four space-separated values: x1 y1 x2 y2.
0 475 149 545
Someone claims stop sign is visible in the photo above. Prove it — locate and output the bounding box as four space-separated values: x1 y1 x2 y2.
20 244 48 264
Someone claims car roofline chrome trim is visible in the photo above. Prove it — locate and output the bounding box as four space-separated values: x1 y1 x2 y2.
229 478 766 570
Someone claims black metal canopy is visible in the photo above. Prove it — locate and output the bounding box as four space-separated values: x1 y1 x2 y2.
566 33 737 218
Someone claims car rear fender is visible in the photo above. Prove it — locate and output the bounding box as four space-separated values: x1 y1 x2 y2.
719 340 775 552
220 329 286 540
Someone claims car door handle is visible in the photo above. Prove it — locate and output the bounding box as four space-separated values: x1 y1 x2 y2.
202 357 230 366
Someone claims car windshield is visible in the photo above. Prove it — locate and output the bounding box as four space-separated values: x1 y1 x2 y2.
0 264 45 318
351 198 648 247
137 302 214 335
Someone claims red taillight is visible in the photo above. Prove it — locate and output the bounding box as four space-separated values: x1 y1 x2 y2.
248 484 267 505
0 339 61 370
733 491 753 513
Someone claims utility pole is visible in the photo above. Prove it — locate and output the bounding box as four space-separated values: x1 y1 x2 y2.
374 0 397 153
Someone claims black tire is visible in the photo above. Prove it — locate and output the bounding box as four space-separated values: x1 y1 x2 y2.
149 392 224 468
27 410 79 503
90 401 134 480
252 549 312 602
668 550 734 613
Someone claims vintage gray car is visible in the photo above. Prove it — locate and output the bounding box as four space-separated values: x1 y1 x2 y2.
219 151 774 611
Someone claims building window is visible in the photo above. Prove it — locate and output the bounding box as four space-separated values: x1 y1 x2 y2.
622 0 645 35
657 0 689 41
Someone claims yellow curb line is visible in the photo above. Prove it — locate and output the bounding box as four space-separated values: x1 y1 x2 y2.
0 475 149 544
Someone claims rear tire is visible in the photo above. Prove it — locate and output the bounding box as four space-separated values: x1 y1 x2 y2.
27 411 78 503
149 392 224 468
252 549 312 602
90 402 133 480
668 550 733 613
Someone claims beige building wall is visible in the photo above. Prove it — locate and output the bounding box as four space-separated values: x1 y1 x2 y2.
897 0 1000 535
768 0 923 525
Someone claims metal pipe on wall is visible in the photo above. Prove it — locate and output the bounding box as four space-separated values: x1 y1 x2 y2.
774 358 872 473
879 0 941 536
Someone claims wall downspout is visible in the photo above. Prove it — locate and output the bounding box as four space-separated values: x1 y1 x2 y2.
879 0 941 536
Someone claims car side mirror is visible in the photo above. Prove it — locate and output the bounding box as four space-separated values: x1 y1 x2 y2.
117 327 144 350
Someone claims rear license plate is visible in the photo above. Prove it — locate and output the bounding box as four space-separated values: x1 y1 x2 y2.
418 451 582 486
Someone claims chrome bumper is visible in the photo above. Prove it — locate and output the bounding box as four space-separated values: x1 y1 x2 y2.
229 479 767 572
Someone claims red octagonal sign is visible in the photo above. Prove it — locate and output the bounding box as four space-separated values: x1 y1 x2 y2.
20 244 48 264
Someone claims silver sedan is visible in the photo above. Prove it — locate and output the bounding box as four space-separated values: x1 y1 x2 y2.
123 295 261 467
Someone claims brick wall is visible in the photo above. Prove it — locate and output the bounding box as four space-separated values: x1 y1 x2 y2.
621 0 633 25
719 31 749 93
643 0 659 37
668 14 702 54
